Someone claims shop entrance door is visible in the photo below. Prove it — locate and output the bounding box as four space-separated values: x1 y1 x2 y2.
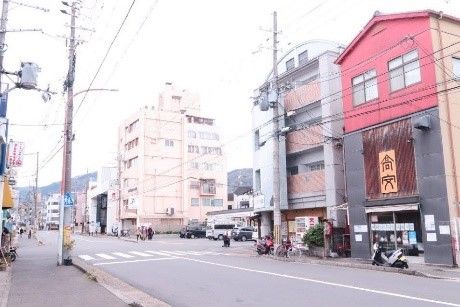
366 205 422 256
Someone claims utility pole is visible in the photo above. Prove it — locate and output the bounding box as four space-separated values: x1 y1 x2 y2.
0 0 10 249
117 153 122 237
58 1 77 265
34 151 38 230
272 11 281 245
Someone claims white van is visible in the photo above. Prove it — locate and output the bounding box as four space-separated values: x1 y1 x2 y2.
206 224 237 240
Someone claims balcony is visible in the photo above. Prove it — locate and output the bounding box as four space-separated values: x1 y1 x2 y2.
284 80 321 111
287 170 325 199
286 125 323 154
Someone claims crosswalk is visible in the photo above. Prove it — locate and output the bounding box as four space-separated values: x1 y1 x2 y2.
78 250 231 263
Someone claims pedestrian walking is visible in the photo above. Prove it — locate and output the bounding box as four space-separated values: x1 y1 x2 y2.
19 228 23 238
28 229 32 239
148 227 153 240
136 227 141 242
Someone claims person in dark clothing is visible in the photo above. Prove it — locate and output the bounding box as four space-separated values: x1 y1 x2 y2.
222 231 230 247
147 227 153 240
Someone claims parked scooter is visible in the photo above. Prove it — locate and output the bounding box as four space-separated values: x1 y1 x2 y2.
256 235 274 255
372 243 409 269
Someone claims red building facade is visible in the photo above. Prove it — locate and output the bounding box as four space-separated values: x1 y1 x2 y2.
337 11 460 265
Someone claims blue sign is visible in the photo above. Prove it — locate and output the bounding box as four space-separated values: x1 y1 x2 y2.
0 94 7 117
408 231 417 245
64 192 74 208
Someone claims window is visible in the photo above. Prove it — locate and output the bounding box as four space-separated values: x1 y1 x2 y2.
201 179 216 194
188 145 199 153
454 57 460 79
389 50 421 92
52 209 59 213
255 169 261 191
191 198 199 206
198 131 219 140
287 166 298 176
165 139 174 147
188 130 196 138
123 199 128 207
189 162 199 170
190 181 200 189
126 119 139 133
352 69 378 106
201 146 222 155
202 198 212 206
126 156 138 169
125 138 139 150
286 58 295 71
298 50 308 66
308 161 325 172
212 199 223 206
254 130 260 150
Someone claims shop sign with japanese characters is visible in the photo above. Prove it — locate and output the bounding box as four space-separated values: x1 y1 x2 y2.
379 149 398 194
8 141 25 167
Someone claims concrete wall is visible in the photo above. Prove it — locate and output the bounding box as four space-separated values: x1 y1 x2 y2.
431 16 460 254
412 109 453 265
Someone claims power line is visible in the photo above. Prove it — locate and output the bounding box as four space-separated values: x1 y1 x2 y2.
73 0 137 117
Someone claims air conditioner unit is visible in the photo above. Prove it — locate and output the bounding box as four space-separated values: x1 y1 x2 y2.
166 207 175 215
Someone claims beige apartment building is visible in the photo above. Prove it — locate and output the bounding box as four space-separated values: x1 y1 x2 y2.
118 83 227 232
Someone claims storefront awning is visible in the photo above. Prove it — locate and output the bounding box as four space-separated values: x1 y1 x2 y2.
365 203 419 213
2 181 13 209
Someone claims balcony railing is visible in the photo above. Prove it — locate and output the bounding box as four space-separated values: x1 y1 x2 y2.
287 170 325 197
284 80 321 111
286 125 323 154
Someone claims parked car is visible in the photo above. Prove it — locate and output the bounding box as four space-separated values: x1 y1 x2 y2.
231 226 257 241
206 223 237 240
186 226 206 239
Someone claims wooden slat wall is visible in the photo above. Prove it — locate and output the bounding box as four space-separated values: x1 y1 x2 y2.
362 119 418 199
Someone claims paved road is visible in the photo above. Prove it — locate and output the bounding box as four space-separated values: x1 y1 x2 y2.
70 232 460 307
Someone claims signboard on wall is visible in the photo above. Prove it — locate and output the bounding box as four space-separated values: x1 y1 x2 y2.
379 149 398 194
253 195 265 209
128 197 138 209
8 141 25 167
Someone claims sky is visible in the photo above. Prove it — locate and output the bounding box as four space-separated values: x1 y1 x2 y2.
5 0 459 187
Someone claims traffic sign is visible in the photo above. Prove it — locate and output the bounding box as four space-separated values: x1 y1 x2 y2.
64 192 73 208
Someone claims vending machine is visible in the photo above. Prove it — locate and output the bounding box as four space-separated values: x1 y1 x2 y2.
295 216 319 242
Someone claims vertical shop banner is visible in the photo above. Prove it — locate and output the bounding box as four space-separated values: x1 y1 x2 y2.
8 141 25 167
379 149 398 194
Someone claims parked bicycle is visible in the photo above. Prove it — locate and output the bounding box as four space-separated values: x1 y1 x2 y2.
275 239 292 257
286 242 307 259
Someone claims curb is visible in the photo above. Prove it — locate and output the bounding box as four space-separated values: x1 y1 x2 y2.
72 258 170 307
265 255 454 279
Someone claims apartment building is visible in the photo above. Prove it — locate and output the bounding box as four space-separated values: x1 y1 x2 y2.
118 83 227 232
86 166 117 234
252 40 346 239
45 194 60 230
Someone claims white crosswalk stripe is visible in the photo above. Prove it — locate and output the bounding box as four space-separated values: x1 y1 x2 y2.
78 255 95 261
129 251 152 257
145 251 173 257
160 251 186 256
95 253 116 260
78 249 233 263
113 252 134 259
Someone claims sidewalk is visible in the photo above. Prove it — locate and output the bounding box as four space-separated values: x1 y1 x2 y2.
5 233 127 307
